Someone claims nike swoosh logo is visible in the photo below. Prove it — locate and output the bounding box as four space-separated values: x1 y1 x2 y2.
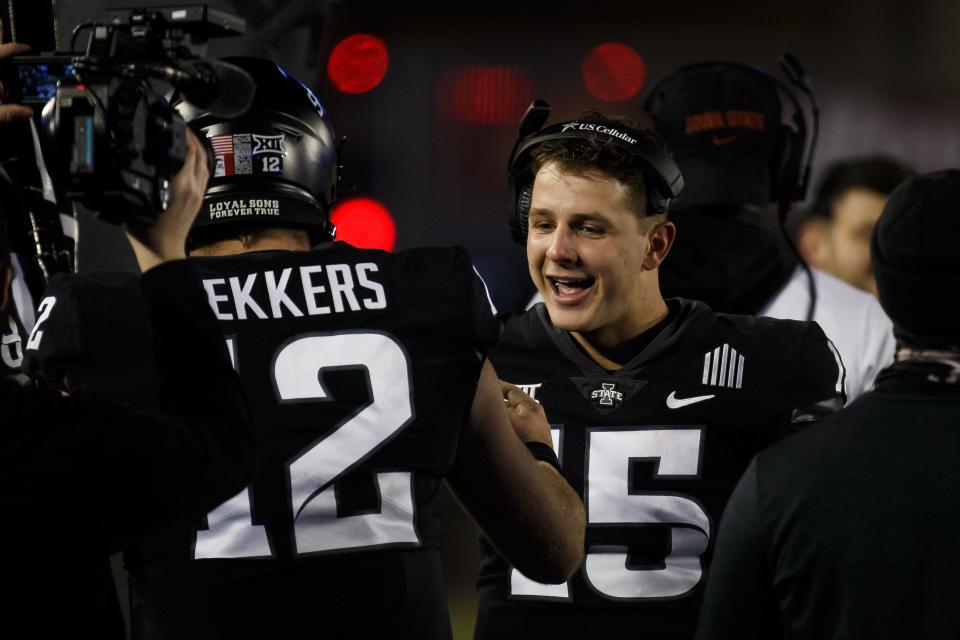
711 134 738 145
666 391 716 409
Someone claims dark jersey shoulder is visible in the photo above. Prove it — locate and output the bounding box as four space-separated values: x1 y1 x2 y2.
23 244 496 638
21 270 160 405
494 298 842 427
137 244 495 638
709 307 846 406
477 298 843 640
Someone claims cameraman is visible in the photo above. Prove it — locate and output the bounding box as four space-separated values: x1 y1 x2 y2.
0 44 256 636
0 38 30 122
0 33 36 379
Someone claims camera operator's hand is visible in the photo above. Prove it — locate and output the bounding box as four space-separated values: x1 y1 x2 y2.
0 20 33 123
124 129 208 273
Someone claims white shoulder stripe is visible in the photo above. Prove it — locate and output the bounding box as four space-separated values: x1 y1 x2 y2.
826 339 846 395
472 265 498 315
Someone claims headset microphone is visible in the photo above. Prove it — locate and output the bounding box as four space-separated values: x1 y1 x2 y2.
779 53 820 202
777 53 821 321
507 99 551 172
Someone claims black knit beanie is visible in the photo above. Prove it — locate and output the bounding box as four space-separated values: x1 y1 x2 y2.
871 169 960 342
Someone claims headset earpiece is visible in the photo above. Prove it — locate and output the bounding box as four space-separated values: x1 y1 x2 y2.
514 183 534 243
768 81 807 206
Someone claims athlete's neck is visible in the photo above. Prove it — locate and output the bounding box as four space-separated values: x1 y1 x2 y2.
570 297 671 370
189 232 312 257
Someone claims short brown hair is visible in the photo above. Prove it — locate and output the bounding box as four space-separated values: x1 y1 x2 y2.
529 111 668 220
186 221 312 254
809 155 913 222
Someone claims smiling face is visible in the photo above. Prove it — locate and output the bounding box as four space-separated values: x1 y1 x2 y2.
527 161 674 349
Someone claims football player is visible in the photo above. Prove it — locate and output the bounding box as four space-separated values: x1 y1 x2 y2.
473 105 845 640
23 58 584 639
696 170 960 639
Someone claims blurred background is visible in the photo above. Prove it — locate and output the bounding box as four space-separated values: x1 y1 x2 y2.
50 0 960 636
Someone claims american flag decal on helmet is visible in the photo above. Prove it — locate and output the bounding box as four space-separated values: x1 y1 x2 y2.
703 344 743 389
210 134 235 177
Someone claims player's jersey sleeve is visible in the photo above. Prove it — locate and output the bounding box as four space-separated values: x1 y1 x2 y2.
21 271 160 404
752 319 846 447
457 247 500 359
20 273 84 386
4 260 255 554
93 260 254 548
788 321 846 424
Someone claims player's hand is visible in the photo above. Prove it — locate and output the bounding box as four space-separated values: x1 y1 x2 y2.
499 379 552 447
125 128 209 272
0 18 34 124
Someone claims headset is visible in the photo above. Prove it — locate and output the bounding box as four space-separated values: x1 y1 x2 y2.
506 99 685 244
642 54 820 215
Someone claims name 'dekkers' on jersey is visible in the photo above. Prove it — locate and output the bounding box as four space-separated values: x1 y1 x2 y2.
201 262 387 321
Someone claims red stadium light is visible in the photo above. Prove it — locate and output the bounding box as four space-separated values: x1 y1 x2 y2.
436 66 535 125
331 197 397 251
581 43 647 102
327 34 389 94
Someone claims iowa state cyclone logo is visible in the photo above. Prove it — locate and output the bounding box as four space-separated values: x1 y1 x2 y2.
591 382 623 408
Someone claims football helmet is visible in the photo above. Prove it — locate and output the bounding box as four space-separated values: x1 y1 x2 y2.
175 56 340 242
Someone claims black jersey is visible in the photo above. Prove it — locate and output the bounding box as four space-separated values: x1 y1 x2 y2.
476 299 844 640
24 243 498 640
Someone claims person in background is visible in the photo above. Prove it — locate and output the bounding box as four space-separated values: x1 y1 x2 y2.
796 155 912 296
644 61 895 402
696 169 960 640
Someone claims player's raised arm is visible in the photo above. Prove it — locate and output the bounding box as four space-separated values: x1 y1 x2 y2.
446 359 585 584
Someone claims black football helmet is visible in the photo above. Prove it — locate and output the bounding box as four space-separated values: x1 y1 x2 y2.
175 56 340 242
